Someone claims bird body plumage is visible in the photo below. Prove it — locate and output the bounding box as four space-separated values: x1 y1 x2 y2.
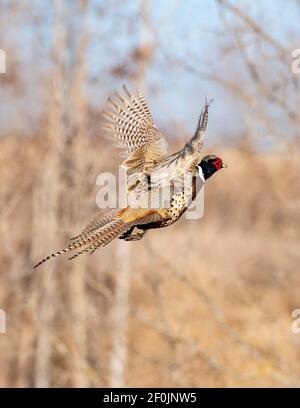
33 86 225 269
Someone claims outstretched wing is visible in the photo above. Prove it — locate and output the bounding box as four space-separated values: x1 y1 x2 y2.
133 99 211 195
101 85 169 178
177 97 211 159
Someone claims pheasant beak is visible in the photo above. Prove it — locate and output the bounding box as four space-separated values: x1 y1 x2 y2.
221 163 228 168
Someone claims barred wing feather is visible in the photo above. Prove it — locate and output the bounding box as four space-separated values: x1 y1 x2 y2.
101 85 169 176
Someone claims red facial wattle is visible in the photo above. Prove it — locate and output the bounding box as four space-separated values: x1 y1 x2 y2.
213 158 223 170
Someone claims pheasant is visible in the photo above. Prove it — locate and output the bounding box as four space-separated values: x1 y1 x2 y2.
33 86 226 269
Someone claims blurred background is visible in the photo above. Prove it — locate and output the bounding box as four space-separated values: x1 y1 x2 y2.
0 0 300 387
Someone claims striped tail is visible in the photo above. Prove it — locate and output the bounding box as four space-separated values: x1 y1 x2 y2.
68 218 135 261
33 227 110 269
69 209 119 242
33 240 88 269
33 208 166 269
33 210 133 269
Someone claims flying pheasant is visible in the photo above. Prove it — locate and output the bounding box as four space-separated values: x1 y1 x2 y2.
33 86 226 269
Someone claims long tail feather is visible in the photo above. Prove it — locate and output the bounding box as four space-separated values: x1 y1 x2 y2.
70 209 118 242
71 218 135 259
68 247 90 261
33 227 114 269
33 240 88 269
34 207 167 268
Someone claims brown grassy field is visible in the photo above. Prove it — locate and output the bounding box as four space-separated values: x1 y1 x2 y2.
0 134 299 387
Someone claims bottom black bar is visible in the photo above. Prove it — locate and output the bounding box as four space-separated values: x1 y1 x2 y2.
0 388 298 406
